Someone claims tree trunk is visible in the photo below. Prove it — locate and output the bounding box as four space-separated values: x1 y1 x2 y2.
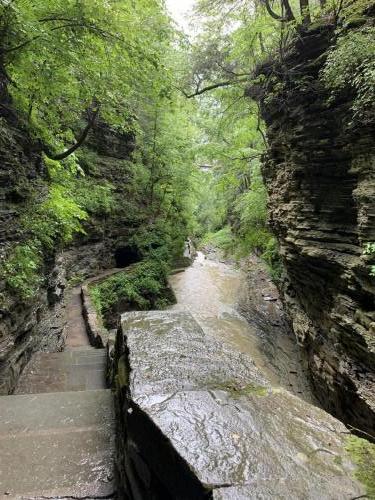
282 0 295 21
299 0 311 24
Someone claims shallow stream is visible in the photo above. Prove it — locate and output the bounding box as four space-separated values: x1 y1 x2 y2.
169 251 316 403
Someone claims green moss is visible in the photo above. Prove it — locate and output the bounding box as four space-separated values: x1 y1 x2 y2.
346 435 375 499
333 455 343 466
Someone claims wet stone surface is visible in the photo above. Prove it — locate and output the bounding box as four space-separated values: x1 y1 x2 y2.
0 390 115 498
119 310 365 499
15 348 107 394
124 310 268 399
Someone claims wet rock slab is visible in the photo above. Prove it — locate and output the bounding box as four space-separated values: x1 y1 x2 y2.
118 311 365 499
124 310 268 397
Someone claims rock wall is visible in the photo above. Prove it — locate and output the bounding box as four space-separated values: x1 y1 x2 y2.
0 91 138 394
62 121 138 280
251 21 375 437
0 99 66 393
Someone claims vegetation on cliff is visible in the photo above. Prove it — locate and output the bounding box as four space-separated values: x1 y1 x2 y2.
90 259 175 328
0 0 199 299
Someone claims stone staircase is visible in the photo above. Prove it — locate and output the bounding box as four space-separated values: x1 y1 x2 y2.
0 287 116 499
14 348 107 394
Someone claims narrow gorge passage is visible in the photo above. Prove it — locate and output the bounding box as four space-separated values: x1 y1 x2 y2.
0 0 374 497
169 252 315 402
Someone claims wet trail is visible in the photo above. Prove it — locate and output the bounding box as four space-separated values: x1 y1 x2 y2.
169 252 316 403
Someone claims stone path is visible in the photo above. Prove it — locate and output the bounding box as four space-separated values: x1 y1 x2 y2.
0 281 116 499
65 286 91 349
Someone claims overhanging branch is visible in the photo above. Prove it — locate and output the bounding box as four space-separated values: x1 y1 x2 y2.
182 77 248 98
261 0 294 21
44 104 100 161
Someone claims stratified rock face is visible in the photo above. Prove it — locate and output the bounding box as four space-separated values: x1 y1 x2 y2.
0 103 136 394
252 23 375 436
0 109 66 394
114 310 365 499
62 119 138 279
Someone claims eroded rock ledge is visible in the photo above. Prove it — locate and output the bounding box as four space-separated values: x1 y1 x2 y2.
113 310 365 499
250 20 375 437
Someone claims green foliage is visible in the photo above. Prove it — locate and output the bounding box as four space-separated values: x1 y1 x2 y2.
90 259 173 323
3 154 93 297
322 26 375 120
22 184 87 250
3 0 173 150
364 242 375 277
201 226 235 254
1 242 42 300
346 435 375 499
233 163 268 233
74 181 114 216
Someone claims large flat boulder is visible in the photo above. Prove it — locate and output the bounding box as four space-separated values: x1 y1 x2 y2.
116 311 365 499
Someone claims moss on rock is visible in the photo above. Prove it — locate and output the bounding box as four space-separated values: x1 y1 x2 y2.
346 435 375 499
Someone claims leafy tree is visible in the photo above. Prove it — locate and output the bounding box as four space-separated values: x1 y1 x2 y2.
1 0 172 158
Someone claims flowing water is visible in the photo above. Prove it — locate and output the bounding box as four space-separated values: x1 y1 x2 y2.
169 251 315 403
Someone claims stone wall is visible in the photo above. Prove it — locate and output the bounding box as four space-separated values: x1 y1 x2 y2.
112 311 366 499
251 20 375 437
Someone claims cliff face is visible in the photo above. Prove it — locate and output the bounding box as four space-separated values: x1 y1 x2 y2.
0 104 64 393
252 23 375 436
0 97 137 394
62 120 138 280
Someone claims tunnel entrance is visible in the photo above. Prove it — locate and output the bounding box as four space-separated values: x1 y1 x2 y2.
114 246 141 268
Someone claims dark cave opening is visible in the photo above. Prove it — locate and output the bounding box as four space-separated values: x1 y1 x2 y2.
114 246 141 268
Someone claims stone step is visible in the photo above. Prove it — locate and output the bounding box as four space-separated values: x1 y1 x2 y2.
0 389 115 498
66 345 99 351
15 348 107 395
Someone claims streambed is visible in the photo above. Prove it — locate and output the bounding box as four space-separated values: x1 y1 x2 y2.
169 251 315 403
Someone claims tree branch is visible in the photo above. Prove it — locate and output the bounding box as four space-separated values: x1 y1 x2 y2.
256 102 267 146
44 105 100 161
182 77 248 98
262 0 287 20
1 20 128 55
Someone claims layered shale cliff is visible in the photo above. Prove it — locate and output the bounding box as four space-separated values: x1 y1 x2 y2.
251 20 375 436
0 84 139 394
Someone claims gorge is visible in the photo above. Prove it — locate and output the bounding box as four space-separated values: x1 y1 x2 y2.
0 0 374 498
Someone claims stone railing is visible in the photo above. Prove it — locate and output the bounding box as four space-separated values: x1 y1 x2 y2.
81 284 108 348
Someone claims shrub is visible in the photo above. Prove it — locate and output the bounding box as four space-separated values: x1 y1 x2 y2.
90 258 173 326
321 27 375 121
364 242 375 277
23 184 87 250
201 226 235 254
1 242 43 300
